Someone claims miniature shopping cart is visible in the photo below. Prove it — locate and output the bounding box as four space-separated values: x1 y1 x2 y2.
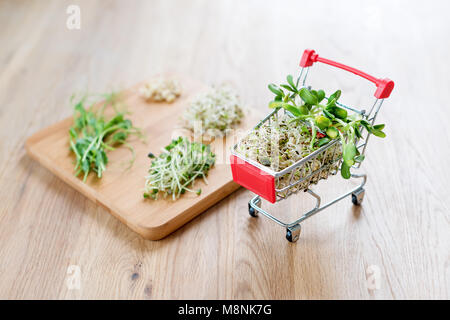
230 49 394 242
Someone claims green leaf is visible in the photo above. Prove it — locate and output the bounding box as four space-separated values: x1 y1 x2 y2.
315 115 332 130
95 155 103 178
299 88 318 105
69 127 77 139
361 120 386 137
329 90 341 102
354 154 365 163
283 104 301 117
69 92 142 182
371 129 386 138
280 84 296 93
268 84 283 96
332 107 347 119
341 161 351 179
354 125 362 139
343 142 357 166
299 105 309 115
81 159 90 173
287 75 296 89
326 126 339 139
112 131 127 142
323 109 335 120
317 137 331 147
101 150 108 165
360 120 371 132
268 101 283 109
326 98 336 108
317 90 325 103
74 101 86 115
269 101 300 116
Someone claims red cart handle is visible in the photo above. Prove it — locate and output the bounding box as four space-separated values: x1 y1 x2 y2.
299 49 394 99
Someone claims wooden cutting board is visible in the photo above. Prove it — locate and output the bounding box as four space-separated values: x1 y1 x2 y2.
25 74 260 240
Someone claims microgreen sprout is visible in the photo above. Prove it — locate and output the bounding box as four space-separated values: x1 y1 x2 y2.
139 78 181 103
183 85 244 137
144 137 215 200
239 75 386 182
266 75 386 179
237 112 342 197
69 92 144 182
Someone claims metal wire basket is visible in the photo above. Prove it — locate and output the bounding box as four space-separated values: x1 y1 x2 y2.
230 49 394 242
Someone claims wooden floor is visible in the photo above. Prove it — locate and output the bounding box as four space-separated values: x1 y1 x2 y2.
0 0 448 299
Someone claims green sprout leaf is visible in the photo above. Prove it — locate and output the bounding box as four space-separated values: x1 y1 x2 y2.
343 142 357 166
280 84 296 93
315 115 332 130
69 92 143 182
299 105 309 115
269 101 301 116
329 89 341 102
268 84 283 96
326 126 339 139
371 129 386 138
144 137 215 200
317 137 331 147
268 101 283 109
341 161 351 179
287 74 296 90
323 109 335 120
317 89 325 103
326 98 337 109
299 88 318 105
283 105 301 117
332 106 348 119
354 125 362 139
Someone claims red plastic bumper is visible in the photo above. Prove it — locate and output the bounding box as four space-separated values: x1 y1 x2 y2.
230 155 276 203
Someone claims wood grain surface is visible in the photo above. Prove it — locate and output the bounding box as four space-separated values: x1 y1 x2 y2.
25 76 258 240
0 0 449 299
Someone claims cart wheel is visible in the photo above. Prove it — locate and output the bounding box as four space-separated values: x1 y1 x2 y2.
248 205 258 217
248 197 261 217
286 224 301 243
351 188 365 205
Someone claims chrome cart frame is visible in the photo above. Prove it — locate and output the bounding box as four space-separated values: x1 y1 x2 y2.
230 49 393 242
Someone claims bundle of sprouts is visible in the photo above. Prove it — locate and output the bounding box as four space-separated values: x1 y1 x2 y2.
69 92 143 182
237 112 341 198
182 85 244 137
144 137 215 200
139 78 181 103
